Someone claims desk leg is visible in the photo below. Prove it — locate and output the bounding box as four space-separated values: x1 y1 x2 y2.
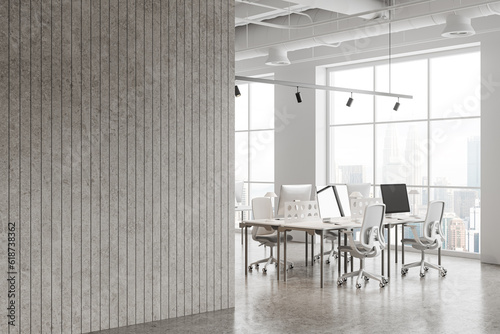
284 231 288 282
240 211 244 245
245 226 248 276
311 234 314 266
387 226 391 278
338 232 341 274
320 230 324 288
277 230 280 281
395 225 398 264
402 226 405 265
305 232 308 267
344 233 348 274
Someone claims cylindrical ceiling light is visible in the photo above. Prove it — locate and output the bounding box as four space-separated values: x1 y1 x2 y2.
441 13 475 37
346 93 354 107
265 47 291 66
295 86 302 103
393 98 400 111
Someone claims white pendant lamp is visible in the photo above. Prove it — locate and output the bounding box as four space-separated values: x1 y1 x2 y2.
265 47 291 66
441 13 475 38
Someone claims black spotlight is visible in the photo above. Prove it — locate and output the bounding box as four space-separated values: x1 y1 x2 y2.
235 85 241 97
393 98 400 111
295 87 302 103
346 93 353 107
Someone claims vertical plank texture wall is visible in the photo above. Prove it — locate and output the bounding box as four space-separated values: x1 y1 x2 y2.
0 0 236 332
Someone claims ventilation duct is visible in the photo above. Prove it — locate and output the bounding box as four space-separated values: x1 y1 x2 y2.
235 3 500 62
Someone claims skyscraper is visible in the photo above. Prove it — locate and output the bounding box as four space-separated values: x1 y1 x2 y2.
448 218 467 251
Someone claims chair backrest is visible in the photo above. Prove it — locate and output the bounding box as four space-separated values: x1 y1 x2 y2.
359 203 386 252
251 197 274 238
423 200 445 241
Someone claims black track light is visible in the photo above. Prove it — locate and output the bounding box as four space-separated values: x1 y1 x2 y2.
235 85 241 97
346 93 353 107
295 86 302 103
393 97 400 111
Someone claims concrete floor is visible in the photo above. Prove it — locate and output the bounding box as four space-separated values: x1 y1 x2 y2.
92 233 500 333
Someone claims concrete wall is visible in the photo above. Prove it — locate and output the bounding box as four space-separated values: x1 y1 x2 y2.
0 1 235 333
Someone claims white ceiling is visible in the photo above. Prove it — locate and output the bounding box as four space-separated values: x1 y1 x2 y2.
234 0 500 65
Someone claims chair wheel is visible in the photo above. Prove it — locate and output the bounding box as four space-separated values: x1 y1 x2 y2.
424 266 429 271
333 254 339 259
440 270 447 277
401 268 408 276
343 277 347 282
364 276 369 282
382 278 389 285
255 264 259 267
275 263 278 267
420 272 425 278
289 264 294 269
248 266 253 271
326 260 330 265
356 283 362 289
379 283 385 288
337 279 344 286
262 268 267 273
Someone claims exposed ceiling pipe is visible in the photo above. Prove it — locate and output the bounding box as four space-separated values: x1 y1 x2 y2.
235 1 500 62
236 0 435 30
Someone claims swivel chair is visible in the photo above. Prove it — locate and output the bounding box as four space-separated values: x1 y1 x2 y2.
248 197 293 273
401 200 447 278
337 203 388 289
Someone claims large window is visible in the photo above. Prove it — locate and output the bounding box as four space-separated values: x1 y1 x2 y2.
235 77 275 227
327 48 480 253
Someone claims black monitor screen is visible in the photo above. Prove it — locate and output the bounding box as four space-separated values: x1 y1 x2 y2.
380 184 410 214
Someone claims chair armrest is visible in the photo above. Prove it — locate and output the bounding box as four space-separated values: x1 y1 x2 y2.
437 221 445 242
343 230 367 258
408 225 426 247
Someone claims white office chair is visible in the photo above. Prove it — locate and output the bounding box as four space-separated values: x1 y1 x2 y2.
249 197 293 273
337 203 388 289
401 200 447 278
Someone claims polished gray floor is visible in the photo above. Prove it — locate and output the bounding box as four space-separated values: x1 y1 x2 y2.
92 233 500 333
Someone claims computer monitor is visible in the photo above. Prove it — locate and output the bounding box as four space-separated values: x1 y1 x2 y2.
380 184 411 215
316 186 342 219
276 184 313 218
235 180 244 204
334 184 351 217
346 183 371 198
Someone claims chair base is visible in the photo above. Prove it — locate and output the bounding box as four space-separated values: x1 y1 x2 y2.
337 259 387 289
249 246 294 273
314 240 348 264
401 251 447 277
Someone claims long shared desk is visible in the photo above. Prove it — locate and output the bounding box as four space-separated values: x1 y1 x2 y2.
240 216 426 288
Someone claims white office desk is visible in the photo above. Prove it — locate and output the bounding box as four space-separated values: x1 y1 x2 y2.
241 216 429 287
278 218 358 288
236 205 252 244
239 219 284 279
383 216 424 277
